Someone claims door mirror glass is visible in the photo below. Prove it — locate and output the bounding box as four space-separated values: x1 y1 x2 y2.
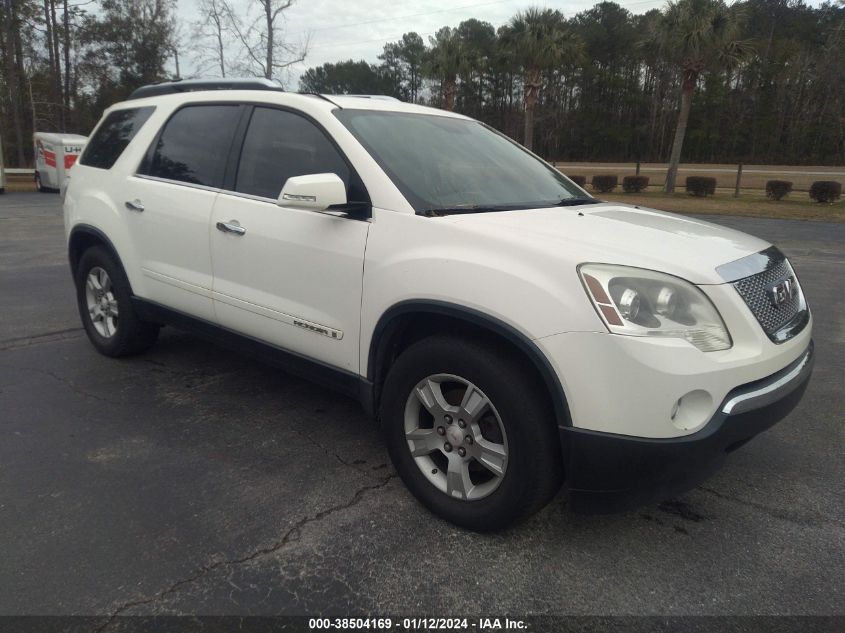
278 173 347 211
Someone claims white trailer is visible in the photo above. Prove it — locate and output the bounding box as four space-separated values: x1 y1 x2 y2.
33 132 87 192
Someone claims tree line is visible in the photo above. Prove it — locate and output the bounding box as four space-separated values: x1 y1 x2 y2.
2 0 843 174
302 0 844 179
0 0 305 167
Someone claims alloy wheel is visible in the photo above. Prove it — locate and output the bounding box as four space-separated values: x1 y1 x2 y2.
85 266 119 338
404 373 508 501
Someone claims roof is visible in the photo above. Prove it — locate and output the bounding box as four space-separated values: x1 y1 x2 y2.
117 79 470 121
318 95 469 119
33 132 88 144
128 78 284 100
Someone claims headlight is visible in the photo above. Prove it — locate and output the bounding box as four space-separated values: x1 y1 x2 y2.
579 264 732 352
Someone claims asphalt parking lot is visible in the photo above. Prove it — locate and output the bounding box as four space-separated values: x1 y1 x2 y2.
1 192 843 619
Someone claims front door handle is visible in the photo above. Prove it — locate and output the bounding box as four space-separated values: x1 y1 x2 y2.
124 199 144 212
216 220 246 236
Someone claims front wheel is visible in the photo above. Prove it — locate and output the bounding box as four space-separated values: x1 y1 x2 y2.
381 336 563 531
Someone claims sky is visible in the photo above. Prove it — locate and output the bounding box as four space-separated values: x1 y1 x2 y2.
174 0 670 87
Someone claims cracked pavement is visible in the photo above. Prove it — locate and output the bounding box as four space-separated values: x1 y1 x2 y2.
1 193 843 618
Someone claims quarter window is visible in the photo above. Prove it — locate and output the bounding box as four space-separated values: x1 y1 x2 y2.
235 107 352 200
79 107 155 170
141 105 240 187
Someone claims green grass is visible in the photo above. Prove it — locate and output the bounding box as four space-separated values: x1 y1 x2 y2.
600 188 845 222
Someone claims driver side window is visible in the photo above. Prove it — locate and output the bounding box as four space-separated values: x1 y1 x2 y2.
235 107 351 200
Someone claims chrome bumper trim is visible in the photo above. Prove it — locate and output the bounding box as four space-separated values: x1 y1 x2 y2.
721 344 814 415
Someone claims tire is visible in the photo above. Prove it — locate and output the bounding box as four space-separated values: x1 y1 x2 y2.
75 246 159 357
35 173 54 193
381 335 563 531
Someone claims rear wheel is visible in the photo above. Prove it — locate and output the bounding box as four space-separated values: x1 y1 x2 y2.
35 173 45 193
75 246 159 357
381 336 563 531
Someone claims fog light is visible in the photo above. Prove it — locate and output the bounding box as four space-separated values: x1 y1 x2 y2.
670 390 713 431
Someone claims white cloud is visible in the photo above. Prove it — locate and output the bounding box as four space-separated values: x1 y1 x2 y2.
171 0 798 88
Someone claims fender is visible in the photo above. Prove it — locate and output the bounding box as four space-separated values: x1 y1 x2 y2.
368 299 573 429
68 223 126 281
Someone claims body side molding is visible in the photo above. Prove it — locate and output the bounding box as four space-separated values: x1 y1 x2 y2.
131 297 371 404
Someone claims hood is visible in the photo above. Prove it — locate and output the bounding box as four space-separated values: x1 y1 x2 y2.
444 203 770 285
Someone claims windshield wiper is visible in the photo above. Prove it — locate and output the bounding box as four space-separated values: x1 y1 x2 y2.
420 204 523 217
421 197 601 217
555 197 602 207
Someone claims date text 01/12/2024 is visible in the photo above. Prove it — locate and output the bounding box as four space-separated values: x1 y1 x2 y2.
308 618 528 630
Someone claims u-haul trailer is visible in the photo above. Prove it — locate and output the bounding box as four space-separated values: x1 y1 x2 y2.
33 132 87 193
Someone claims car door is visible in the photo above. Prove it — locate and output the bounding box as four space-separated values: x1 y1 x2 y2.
125 104 242 321
210 106 370 374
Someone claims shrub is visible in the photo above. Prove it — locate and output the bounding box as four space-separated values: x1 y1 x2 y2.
622 175 649 193
685 176 716 197
569 174 587 188
592 175 618 193
765 180 793 200
809 180 842 203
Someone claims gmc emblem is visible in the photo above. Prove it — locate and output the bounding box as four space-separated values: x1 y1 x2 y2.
767 277 797 308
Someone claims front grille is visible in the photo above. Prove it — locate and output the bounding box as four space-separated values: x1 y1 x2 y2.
732 257 807 343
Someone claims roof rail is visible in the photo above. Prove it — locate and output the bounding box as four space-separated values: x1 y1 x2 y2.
299 93 339 105
342 95 401 101
128 78 284 100
301 93 402 108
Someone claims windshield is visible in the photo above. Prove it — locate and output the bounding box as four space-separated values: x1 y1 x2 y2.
334 110 591 214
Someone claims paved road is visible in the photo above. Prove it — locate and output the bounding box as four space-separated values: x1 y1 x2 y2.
1 192 843 618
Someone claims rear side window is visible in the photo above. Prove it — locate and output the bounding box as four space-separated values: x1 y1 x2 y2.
79 107 155 170
235 107 351 200
140 105 241 188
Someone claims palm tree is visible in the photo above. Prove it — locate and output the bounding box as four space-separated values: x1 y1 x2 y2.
504 8 581 151
648 0 751 192
426 27 463 111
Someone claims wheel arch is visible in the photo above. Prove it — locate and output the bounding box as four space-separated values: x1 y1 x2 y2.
68 224 127 283
367 300 572 429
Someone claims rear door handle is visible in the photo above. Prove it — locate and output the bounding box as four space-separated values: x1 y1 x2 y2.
124 199 144 212
216 220 246 236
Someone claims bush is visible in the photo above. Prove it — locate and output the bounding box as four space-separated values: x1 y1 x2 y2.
568 175 587 188
809 180 842 203
765 180 793 200
592 175 618 193
685 176 716 197
622 175 649 193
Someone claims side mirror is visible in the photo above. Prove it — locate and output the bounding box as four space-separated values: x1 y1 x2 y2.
277 173 347 212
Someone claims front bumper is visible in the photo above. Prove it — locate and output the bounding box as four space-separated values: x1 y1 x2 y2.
560 341 814 513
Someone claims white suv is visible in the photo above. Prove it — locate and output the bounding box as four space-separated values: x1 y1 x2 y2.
64 79 814 530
